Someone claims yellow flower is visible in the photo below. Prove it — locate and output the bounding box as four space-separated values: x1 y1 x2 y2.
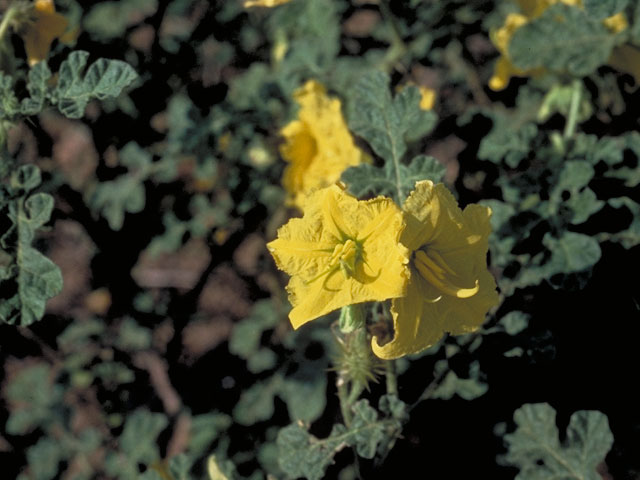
20 0 69 66
489 0 629 90
280 80 367 209
244 0 292 7
372 181 499 359
418 86 437 110
602 12 628 33
488 13 535 91
268 185 410 329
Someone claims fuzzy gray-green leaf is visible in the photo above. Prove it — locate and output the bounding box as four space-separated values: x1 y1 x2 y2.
509 4 615 77
341 155 444 204
21 62 52 115
0 167 62 326
277 423 349 480
54 51 138 119
500 403 613 480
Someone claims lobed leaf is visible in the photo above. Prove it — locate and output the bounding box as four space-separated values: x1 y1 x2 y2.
500 403 613 480
342 155 445 204
54 51 138 119
0 166 62 326
509 4 615 77
346 72 438 202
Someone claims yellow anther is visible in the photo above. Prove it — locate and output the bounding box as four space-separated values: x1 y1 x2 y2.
414 250 446 279
424 249 458 277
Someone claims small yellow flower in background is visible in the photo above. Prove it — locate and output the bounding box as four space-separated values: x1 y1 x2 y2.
244 0 292 7
602 12 628 34
268 185 410 329
280 80 368 209
372 181 499 360
418 86 437 110
489 0 629 91
20 0 69 66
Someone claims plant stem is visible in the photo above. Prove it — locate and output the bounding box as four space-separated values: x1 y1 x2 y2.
337 377 353 426
563 79 582 140
378 0 407 73
0 6 18 43
410 366 447 410
385 359 397 397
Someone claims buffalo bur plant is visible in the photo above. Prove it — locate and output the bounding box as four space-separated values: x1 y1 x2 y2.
1 0 639 479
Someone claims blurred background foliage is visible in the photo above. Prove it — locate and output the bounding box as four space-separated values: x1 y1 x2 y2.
1 0 639 478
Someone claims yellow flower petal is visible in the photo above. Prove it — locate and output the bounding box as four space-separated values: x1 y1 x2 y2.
280 80 367 209
418 86 436 110
21 0 69 66
372 181 499 359
244 0 292 7
267 186 410 329
603 12 628 33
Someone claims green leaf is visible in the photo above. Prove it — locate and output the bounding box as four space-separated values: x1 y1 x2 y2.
277 398 404 478
499 311 529 336
188 413 232 458
509 4 615 77
168 454 193 480
115 318 152 351
57 318 105 351
0 73 19 119
233 376 281 426
281 361 327 423
583 0 628 19
92 361 135 384
478 119 537 168
26 437 64 480
88 145 151 230
542 232 602 274
556 160 594 192
0 166 62 326
20 62 52 115
84 0 157 40
341 155 445 204
349 400 386 459
54 51 138 119
605 198 640 248
603 133 640 187
547 160 604 224
118 410 168 465
277 423 349 480
500 403 613 480
379 394 409 424
431 360 488 401
229 300 280 360
5 364 63 434
347 72 435 202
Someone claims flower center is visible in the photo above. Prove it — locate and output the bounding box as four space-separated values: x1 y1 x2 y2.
307 239 362 286
329 239 360 279
413 249 479 298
